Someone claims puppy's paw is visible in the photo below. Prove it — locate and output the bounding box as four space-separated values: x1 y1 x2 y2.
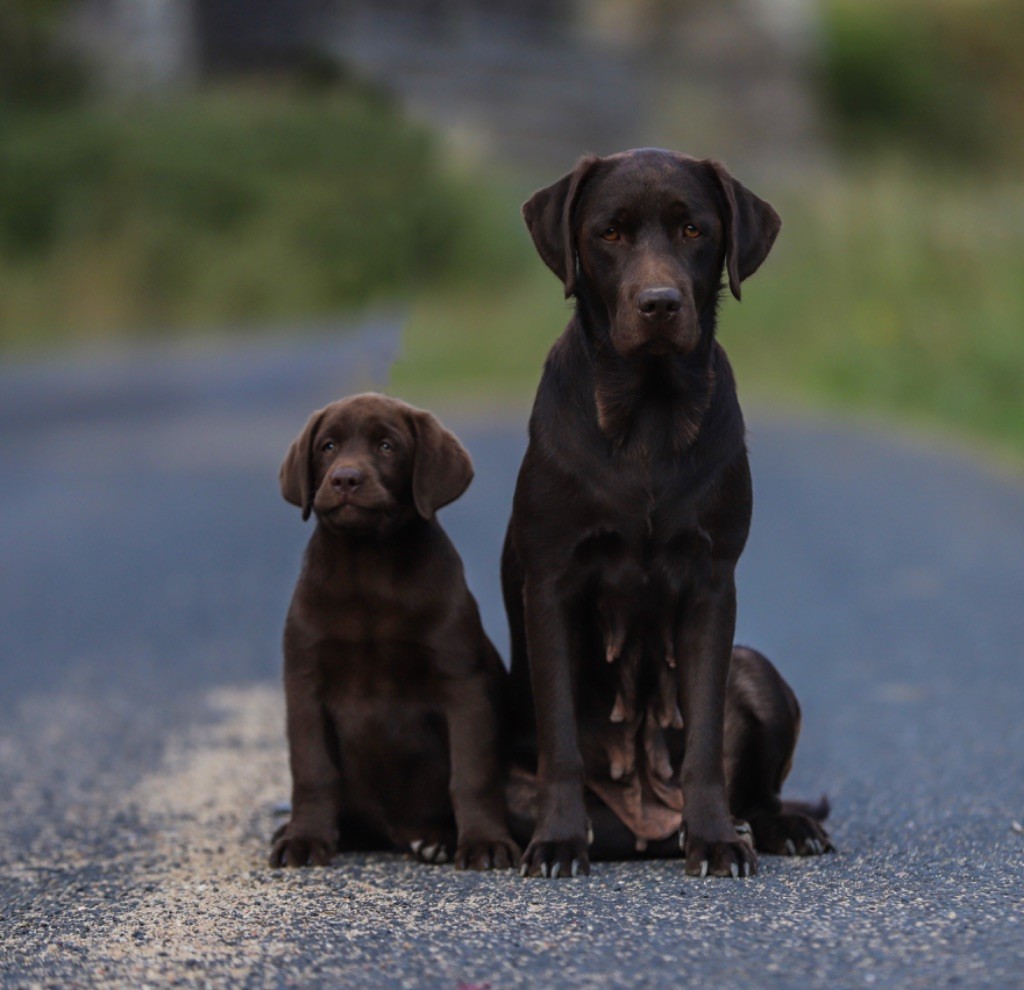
519 836 590 879
679 823 758 878
269 822 336 868
749 811 834 857
454 837 521 871
408 831 456 865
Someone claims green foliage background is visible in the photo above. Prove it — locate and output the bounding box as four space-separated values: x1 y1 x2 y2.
0 87 526 347
1 0 1023 458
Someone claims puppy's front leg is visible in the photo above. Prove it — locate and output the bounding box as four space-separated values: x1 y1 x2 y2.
270 638 344 868
444 668 520 871
520 575 590 878
677 567 758 879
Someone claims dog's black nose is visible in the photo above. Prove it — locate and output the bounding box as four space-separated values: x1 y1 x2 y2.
637 287 683 321
330 467 364 492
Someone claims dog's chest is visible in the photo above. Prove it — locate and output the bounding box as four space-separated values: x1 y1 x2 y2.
585 455 708 566
577 521 707 605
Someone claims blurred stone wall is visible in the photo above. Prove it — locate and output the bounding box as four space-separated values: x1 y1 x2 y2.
63 0 198 92
62 0 822 173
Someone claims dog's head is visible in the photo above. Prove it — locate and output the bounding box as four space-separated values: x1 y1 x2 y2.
522 148 780 359
279 393 473 536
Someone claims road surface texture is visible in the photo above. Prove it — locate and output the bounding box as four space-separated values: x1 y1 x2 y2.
2 317 1022 989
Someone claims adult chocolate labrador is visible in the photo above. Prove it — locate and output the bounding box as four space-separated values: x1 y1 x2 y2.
502 149 832 879
272 393 518 871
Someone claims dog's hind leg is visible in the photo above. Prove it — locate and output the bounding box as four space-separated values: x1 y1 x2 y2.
724 646 834 857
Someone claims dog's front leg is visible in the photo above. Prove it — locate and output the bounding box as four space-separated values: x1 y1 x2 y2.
444 670 521 871
270 639 344 867
520 575 590 878
676 566 758 878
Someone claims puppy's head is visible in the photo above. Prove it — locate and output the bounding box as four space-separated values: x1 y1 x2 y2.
279 393 473 536
522 148 780 359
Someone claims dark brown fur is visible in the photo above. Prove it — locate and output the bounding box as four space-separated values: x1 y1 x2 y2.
271 393 519 871
502 149 832 878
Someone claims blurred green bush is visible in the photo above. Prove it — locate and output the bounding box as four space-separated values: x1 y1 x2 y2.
820 0 1024 167
0 85 527 346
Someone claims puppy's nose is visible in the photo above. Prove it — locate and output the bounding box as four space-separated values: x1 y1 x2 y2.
330 467 364 492
637 287 682 321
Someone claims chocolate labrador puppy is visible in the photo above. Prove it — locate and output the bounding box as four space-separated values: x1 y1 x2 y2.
271 393 518 871
502 149 832 878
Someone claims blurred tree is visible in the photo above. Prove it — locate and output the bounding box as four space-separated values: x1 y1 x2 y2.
0 0 88 108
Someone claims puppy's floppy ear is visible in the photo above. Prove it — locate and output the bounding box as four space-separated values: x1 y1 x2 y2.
705 159 781 301
522 154 601 298
280 407 327 522
408 409 474 519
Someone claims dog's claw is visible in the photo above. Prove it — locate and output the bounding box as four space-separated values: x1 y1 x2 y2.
678 827 687 850
520 862 529 877
410 840 423 855
540 862 550 878
435 848 448 864
552 862 562 879
730 863 739 878
422 843 438 861
743 861 751 878
784 839 797 856
571 859 581 877
699 860 709 879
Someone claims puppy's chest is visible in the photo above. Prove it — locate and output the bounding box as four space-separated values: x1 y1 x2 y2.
306 585 442 677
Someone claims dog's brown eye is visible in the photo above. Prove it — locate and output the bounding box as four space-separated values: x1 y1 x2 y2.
683 224 701 238
600 227 620 242
320 440 335 453
378 439 393 453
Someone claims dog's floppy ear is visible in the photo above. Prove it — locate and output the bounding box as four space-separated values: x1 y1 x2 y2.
705 160 781 301
522 154 601 298
280 407 327 521
408 408 474 519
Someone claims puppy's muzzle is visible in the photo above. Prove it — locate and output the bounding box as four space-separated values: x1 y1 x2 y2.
330 466 365 497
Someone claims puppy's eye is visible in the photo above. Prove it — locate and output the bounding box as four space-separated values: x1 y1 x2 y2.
320 440 335 453
378 439 393 453
683 224 701 239
599 226 620 242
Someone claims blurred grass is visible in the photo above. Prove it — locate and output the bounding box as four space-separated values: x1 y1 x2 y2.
724 167 1024 450
394 164 1024 455
0 84 527 348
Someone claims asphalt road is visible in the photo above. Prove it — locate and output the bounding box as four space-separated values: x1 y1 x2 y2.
1 317 1022 989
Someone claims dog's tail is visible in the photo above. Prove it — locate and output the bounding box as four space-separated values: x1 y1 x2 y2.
781 794 830 822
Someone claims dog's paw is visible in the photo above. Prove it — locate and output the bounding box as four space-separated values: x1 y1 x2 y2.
269 823 336 868
749 812 834 857
679 823 758 878
519 836 590 878
454 837 521 871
